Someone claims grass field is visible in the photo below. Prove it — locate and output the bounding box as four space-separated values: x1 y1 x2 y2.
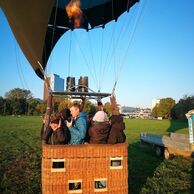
0 116 194 194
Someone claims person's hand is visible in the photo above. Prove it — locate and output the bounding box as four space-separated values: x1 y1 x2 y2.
110 95 120 115
66 119 73 128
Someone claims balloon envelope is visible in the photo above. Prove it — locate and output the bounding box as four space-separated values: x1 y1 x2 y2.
0 0 139 79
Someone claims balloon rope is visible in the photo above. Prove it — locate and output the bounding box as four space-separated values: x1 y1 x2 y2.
74 33 99 89
100 1 135 90
113 0 145 92
68 31 72 77
99 23 115 91
47 0 59 71
99 29 104 91
50 0 59 55
14 42 25 89
100 0 133 89
88 31 98 89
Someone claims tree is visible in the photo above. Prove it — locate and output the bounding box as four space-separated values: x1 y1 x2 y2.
3 88 35 115
152 105 158 117
104 102 112 116
36 103 45 115
4 99 12 115
5 88 32 100
171 95 194 120
152 97 175 119
58 98 71 112
83 101 97 116
26 98 40 115
10 98 26 115
89 104 97 116
0 96 5 115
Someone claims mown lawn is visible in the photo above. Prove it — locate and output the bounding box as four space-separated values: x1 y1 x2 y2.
0 116 193 194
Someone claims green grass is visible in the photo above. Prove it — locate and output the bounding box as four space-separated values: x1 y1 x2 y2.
0 116 193 194
0 116 42 194
124 119 194 194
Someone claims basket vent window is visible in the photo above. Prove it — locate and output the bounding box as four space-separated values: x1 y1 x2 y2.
94 179 107 192
68 180 82 193
53 161 64 168
111 160 121 166
110 157 123 169
51 159 65 172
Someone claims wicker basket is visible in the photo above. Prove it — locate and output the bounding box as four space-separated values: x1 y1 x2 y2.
42 142 128 194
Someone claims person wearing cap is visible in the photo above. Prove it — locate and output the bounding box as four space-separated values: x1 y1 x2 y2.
88 110 110 144
44 117 70 145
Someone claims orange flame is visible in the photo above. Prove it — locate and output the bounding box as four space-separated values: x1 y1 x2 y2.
66 0 82 28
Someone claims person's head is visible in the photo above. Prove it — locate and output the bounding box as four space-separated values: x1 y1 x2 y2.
70 102 81 119
58 108 71 122
93 111 109 123
97 101 103 111
50 117 60 131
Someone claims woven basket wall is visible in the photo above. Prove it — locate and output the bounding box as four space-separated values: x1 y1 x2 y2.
42 143 128 194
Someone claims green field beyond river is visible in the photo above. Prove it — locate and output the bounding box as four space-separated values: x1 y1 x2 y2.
0 116 194 194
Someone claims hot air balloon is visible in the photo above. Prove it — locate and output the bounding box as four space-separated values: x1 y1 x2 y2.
0 0 139 79
0 0 141 193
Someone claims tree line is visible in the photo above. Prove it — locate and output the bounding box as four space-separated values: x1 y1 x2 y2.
1 88 193 120
152 96 194 120
0 88 43 116
0 88 113 116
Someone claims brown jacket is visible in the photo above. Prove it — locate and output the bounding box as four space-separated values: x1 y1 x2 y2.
107 115 126 144
88 122 110 144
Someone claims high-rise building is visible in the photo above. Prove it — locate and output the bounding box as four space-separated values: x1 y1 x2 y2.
43 74 64 101
50 74 64 92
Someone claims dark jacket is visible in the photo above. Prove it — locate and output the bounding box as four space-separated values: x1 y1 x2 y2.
89 121 110 144
68 112 87 144
107 115 126 144
43 125 70 145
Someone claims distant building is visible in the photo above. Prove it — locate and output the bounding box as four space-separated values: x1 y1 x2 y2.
128 108 152 119
50 74 64 92
121 106 138 114
151 99 160 110
43 74 64 101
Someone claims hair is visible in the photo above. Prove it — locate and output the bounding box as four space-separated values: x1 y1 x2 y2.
97 101 103 106
58 108 71 120
50 117 60 124
69 102 81 110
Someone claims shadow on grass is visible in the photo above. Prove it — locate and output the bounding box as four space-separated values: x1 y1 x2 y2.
167 119 194 193
166 119 187 133
191 159 194 193
128 142 163 194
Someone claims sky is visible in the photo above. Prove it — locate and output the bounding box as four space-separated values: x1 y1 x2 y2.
0 0 194 108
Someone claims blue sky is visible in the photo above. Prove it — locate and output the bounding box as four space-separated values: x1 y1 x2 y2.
0 0 194 108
